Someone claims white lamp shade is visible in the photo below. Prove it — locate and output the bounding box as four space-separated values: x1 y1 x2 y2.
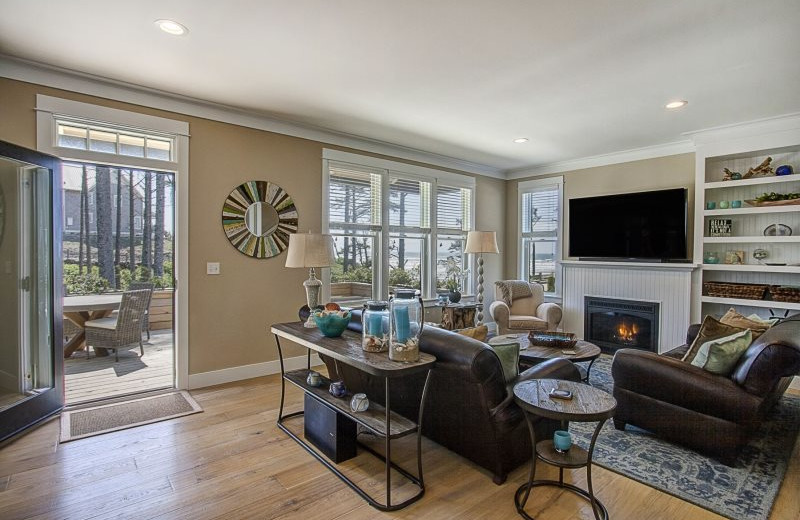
285 233 337 268
465 231 499 254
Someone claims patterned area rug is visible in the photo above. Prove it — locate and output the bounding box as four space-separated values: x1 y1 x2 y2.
570 355 800 520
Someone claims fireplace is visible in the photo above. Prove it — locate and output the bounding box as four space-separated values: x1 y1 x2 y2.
584 297 660 354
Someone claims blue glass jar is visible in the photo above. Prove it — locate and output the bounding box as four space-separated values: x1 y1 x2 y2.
362 300 389 352
389 289 423 362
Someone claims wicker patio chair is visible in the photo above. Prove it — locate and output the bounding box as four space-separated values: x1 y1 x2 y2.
128 281 154 339
84 289 150 361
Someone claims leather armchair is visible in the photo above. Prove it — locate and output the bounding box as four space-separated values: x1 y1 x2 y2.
611 313 800 465
489 281 562 335
323 321 581 484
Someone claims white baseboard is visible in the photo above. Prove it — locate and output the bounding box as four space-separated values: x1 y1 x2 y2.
188 354 322 390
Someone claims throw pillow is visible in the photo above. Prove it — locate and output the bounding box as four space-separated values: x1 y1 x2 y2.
746 313 780 326
489 341 520 384
457 325 489 342
682 315 748 363
690 329 753 375
719 308 770 339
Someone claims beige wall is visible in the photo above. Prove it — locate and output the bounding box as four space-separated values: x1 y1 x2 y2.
0 77 504 376
504 154 696 279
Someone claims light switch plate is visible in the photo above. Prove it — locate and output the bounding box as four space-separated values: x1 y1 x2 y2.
207 262 220 275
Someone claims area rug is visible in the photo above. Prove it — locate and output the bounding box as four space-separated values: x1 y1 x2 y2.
60 390 202 442
569 356 800 520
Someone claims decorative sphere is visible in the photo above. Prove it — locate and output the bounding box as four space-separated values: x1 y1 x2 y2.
776 165 794 176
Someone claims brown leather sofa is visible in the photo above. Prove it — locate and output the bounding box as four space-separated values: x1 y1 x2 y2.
611 313 800 465
323 320 581 484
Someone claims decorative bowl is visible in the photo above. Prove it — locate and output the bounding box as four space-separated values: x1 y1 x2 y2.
528 331 578 349
313 311 352 338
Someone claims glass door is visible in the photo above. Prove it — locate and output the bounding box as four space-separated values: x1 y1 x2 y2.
0 140 63 443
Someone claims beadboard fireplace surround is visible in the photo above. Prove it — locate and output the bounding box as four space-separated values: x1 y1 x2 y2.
561 261 699 354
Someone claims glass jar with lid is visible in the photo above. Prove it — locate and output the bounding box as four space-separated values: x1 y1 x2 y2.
389 289 423 362
362 300 389 352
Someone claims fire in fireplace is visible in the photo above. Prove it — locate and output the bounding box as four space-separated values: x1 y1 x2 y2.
584 297 660 353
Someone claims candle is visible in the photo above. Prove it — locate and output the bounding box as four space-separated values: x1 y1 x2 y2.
393 306 410 343
368 313 383 336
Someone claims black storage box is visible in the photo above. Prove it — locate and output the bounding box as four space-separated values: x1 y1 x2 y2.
304 393 357 463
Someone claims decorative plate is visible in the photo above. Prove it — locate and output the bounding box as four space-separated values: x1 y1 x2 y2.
763 224 793 237
222 180 298 258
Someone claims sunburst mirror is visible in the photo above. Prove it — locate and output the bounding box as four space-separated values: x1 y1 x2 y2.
222 180 298 258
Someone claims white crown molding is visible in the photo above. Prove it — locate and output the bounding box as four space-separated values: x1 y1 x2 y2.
504 140 695 180
0 54 504 179
684 112 800 146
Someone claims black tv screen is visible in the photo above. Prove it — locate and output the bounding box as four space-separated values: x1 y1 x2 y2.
568 188 688 261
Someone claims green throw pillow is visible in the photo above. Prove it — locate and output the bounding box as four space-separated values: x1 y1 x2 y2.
690 329 752 375
489 342 520 383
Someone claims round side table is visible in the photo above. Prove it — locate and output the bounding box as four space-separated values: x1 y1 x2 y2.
513 379 616 520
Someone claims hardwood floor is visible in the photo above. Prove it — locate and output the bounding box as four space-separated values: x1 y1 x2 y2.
0 373 798 519
64 331 174 405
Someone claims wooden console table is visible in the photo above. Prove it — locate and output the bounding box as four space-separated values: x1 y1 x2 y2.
271 322 436 511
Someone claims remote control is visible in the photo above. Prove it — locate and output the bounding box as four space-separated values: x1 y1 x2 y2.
549 389 573 400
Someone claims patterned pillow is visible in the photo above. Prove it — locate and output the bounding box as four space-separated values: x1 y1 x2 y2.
457 325 489 342
682 315 748 364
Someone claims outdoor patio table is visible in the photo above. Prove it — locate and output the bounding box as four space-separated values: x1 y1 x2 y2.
63 294 122 358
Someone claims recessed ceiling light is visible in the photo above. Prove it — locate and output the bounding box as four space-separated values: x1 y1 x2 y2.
155 19 188 36
665 100 688 110
513 138 529 143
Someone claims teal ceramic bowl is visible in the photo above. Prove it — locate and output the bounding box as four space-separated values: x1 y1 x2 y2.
313 312 352 338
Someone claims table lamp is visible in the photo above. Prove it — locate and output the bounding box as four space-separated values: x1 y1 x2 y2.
465 230 499 325
285 232 337 327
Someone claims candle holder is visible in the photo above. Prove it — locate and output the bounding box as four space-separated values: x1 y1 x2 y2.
389 289 423 362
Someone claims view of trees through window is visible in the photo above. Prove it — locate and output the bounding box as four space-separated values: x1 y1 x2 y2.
62 162 175 295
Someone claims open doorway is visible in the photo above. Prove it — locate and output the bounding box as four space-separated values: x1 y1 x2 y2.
61 162 175 406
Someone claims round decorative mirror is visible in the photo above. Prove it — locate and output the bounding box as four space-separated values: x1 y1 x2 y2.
222 180 298 258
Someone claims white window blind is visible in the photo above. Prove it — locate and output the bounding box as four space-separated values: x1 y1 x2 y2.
389 177 430 229
519 180 562 294
328 165 381 227
437 185 472 231
521 187 558 237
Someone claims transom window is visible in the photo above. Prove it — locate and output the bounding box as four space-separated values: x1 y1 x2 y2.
324 151 474 304
519 177 563 295
56 119 174 161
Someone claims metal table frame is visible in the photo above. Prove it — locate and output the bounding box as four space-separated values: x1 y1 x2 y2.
272 323 435 511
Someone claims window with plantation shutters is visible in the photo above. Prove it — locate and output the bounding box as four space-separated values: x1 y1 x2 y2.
324 151 475 303
519 178 563 295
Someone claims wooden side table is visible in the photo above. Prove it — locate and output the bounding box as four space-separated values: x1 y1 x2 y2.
512 379 616 520
518 339 602 382
440 304 477 330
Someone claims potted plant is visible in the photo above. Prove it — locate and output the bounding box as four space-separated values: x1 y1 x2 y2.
445 275 462 303
440 257 469 303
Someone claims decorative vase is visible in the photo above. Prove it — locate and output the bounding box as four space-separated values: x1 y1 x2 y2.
362 300 389 352
389 289 423 362
448 290 461 303
776 165 794 176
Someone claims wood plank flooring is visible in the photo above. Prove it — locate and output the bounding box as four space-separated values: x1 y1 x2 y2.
64 331 174 405
0 373 798 519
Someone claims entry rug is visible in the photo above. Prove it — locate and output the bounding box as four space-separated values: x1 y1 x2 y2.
570 356 800 520
60 390 202 442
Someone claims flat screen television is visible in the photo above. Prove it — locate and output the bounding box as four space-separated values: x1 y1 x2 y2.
568 187 688 261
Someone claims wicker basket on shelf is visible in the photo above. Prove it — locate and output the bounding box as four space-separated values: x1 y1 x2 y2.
769 286 800 303
703 282 768 300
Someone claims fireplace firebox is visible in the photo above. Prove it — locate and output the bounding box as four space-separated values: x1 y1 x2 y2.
584 297 660 354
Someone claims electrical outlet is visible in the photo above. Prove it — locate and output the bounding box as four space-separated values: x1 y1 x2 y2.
207 262 220 275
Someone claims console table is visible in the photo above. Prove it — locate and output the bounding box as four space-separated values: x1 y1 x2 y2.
513 379 616 520
271 322 436 511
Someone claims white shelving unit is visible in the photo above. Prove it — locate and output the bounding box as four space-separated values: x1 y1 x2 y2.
692 121 800 322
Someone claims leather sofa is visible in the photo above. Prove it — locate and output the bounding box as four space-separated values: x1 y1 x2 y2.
322 319 581 484
611 313 800 465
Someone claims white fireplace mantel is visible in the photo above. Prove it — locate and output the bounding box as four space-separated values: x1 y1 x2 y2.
561 261 699 353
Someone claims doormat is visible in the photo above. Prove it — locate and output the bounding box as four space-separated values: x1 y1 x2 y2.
60 390 202 442
570 356 800 520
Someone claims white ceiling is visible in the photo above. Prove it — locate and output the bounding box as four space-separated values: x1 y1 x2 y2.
1 0 799 174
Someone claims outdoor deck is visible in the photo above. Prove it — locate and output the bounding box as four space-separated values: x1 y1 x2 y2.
64 330 174 405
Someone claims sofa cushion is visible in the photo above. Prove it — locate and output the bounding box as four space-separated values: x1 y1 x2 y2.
508 315 547 330
719 308 770 339
690 329 753 375
682 315 748 363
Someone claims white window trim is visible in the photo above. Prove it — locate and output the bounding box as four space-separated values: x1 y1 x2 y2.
36 95 190 391
322 150 476 303
518 176 564 297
